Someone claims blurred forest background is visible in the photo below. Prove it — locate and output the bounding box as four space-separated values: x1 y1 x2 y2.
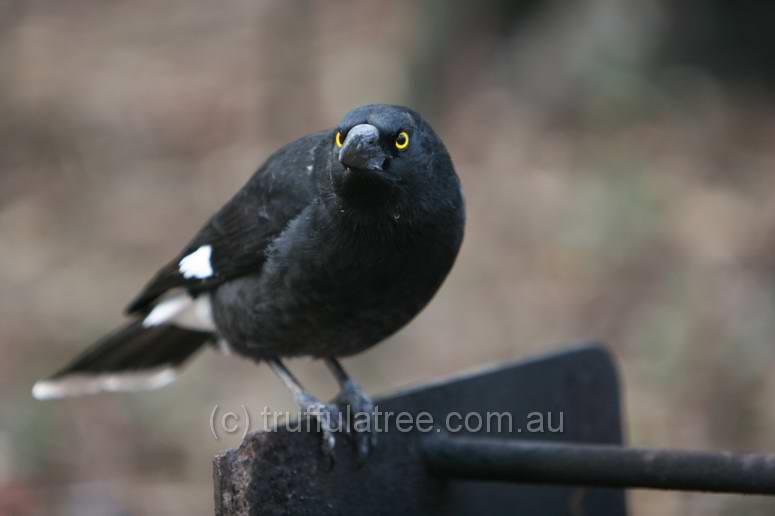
2 1 775 515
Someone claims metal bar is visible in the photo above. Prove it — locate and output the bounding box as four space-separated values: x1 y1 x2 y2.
421 434 775 495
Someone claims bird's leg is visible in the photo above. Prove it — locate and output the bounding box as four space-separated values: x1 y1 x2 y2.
268 358 340 457
325 357 377 459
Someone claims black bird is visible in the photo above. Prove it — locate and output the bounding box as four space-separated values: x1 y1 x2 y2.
33 104 465 456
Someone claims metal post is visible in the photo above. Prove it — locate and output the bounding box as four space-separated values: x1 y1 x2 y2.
422 434 775 495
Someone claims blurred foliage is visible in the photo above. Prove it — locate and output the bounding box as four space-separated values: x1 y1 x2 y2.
2 1 775 515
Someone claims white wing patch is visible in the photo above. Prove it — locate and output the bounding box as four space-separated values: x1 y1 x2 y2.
142 292 216 332
32 367 176 400
172 295 216 332
179 245 213 279
142 296 190 327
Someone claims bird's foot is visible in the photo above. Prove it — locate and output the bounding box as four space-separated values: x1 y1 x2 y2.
296 393 342 460
335 380 377 460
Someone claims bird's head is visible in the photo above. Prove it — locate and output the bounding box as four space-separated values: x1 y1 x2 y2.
328 104 459 216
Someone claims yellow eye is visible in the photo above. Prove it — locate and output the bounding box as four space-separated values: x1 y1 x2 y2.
395 131 409 150
335 131 344 148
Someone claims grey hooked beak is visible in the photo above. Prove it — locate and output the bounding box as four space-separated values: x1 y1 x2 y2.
338 124 388 171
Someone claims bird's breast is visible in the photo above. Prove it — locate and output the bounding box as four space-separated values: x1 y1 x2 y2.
212 203 462 358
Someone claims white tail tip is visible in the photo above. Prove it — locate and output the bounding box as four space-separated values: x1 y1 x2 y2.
32 368 177 400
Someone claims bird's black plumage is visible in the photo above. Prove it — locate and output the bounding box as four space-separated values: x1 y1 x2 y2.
33 104 465 440
209 105 465 360
126 131 326 313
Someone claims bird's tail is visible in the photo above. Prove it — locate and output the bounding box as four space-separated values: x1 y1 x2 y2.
32 320 211 400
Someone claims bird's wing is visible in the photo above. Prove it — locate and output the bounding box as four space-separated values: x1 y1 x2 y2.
126 131 329 314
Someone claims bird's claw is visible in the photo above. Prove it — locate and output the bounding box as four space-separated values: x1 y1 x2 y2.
335 380 378 460
297 394 341 459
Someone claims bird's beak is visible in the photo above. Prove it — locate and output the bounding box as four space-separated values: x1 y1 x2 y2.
338 124 388 171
